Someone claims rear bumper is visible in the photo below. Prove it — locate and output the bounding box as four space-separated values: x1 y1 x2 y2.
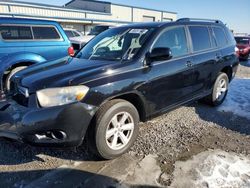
0 101 97 147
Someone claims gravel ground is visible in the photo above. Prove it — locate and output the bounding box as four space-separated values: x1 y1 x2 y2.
0 60 249 187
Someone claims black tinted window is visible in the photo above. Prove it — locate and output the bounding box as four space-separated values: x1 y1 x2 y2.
153 27 188 57
213 27 228 47
0 25 32 40
189 26 211 52
33 26 60 40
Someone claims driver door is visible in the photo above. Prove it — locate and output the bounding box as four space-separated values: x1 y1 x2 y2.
143 26 195 114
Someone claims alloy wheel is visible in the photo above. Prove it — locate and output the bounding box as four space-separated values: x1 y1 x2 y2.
216 78 227 101
105 112 134 150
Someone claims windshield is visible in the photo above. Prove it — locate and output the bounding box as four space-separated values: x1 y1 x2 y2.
235 37 250 45
76 27 155 61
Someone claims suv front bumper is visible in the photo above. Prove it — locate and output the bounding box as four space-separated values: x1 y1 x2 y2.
0 101 97 147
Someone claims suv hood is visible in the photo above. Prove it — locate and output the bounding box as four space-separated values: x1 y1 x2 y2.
13 57 116 93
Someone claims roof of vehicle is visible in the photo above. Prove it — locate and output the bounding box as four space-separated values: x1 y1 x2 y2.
0 17 59 24
119 20 225 29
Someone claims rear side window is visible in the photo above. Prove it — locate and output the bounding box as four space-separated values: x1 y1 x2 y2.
32 26 60 40
213 27 228 47
153 27 189 57
0 25 32 40
189 26 211 52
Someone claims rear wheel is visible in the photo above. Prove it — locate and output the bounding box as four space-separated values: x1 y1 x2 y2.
88 99 139 159
5 66 27 91
202 72 229 106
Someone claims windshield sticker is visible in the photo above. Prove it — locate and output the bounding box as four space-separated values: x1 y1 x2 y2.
129 29 148 34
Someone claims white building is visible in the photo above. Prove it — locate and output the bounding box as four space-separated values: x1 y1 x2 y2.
0 0 177 34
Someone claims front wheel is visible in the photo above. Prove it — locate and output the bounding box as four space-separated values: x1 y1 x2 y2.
202 72 229 106
88 99 139 159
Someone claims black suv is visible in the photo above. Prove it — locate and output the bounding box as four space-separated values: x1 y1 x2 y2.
0 18 239 159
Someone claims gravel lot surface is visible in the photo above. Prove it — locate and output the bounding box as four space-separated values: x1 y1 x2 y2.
0 60 249 187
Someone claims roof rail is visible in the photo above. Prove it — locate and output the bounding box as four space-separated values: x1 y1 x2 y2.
176 18 223 24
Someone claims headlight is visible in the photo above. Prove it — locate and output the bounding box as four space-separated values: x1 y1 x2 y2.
36 86 89 108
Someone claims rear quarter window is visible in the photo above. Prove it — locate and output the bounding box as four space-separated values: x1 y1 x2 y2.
212 27 228 47
32 26 61 40
0 25 32 40
189 26 211 52
226 29 236 45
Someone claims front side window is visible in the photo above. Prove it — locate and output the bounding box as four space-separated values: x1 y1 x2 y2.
213 27 228 47
32 26 60 40
153 27 189 57
77 27 155 61
0 25 32 40
189 26 211 52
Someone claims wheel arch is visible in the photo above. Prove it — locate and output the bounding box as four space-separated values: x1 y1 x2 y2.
113 93 147 122
1 61 36 91
101 92 147 122
221 66 233 82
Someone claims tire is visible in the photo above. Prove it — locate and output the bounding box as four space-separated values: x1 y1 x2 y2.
88 99 139 159
202 72 229 106
5 66 27 91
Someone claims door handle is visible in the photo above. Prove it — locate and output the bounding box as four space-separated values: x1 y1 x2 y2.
186 61 193 67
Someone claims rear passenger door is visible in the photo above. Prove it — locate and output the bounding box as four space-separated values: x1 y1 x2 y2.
212 26 231 73
188 25 219 96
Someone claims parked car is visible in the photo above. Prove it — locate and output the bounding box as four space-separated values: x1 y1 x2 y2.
82 25 114 45
0 17 72 97
235 36 250 60
0 18 239 159
64 28 85 51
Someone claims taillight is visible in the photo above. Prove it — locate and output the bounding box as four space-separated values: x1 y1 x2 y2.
235 46 239 57
68 46 75 57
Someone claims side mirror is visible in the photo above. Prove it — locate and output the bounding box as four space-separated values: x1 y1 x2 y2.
145 47 172 66
150 47 172 61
